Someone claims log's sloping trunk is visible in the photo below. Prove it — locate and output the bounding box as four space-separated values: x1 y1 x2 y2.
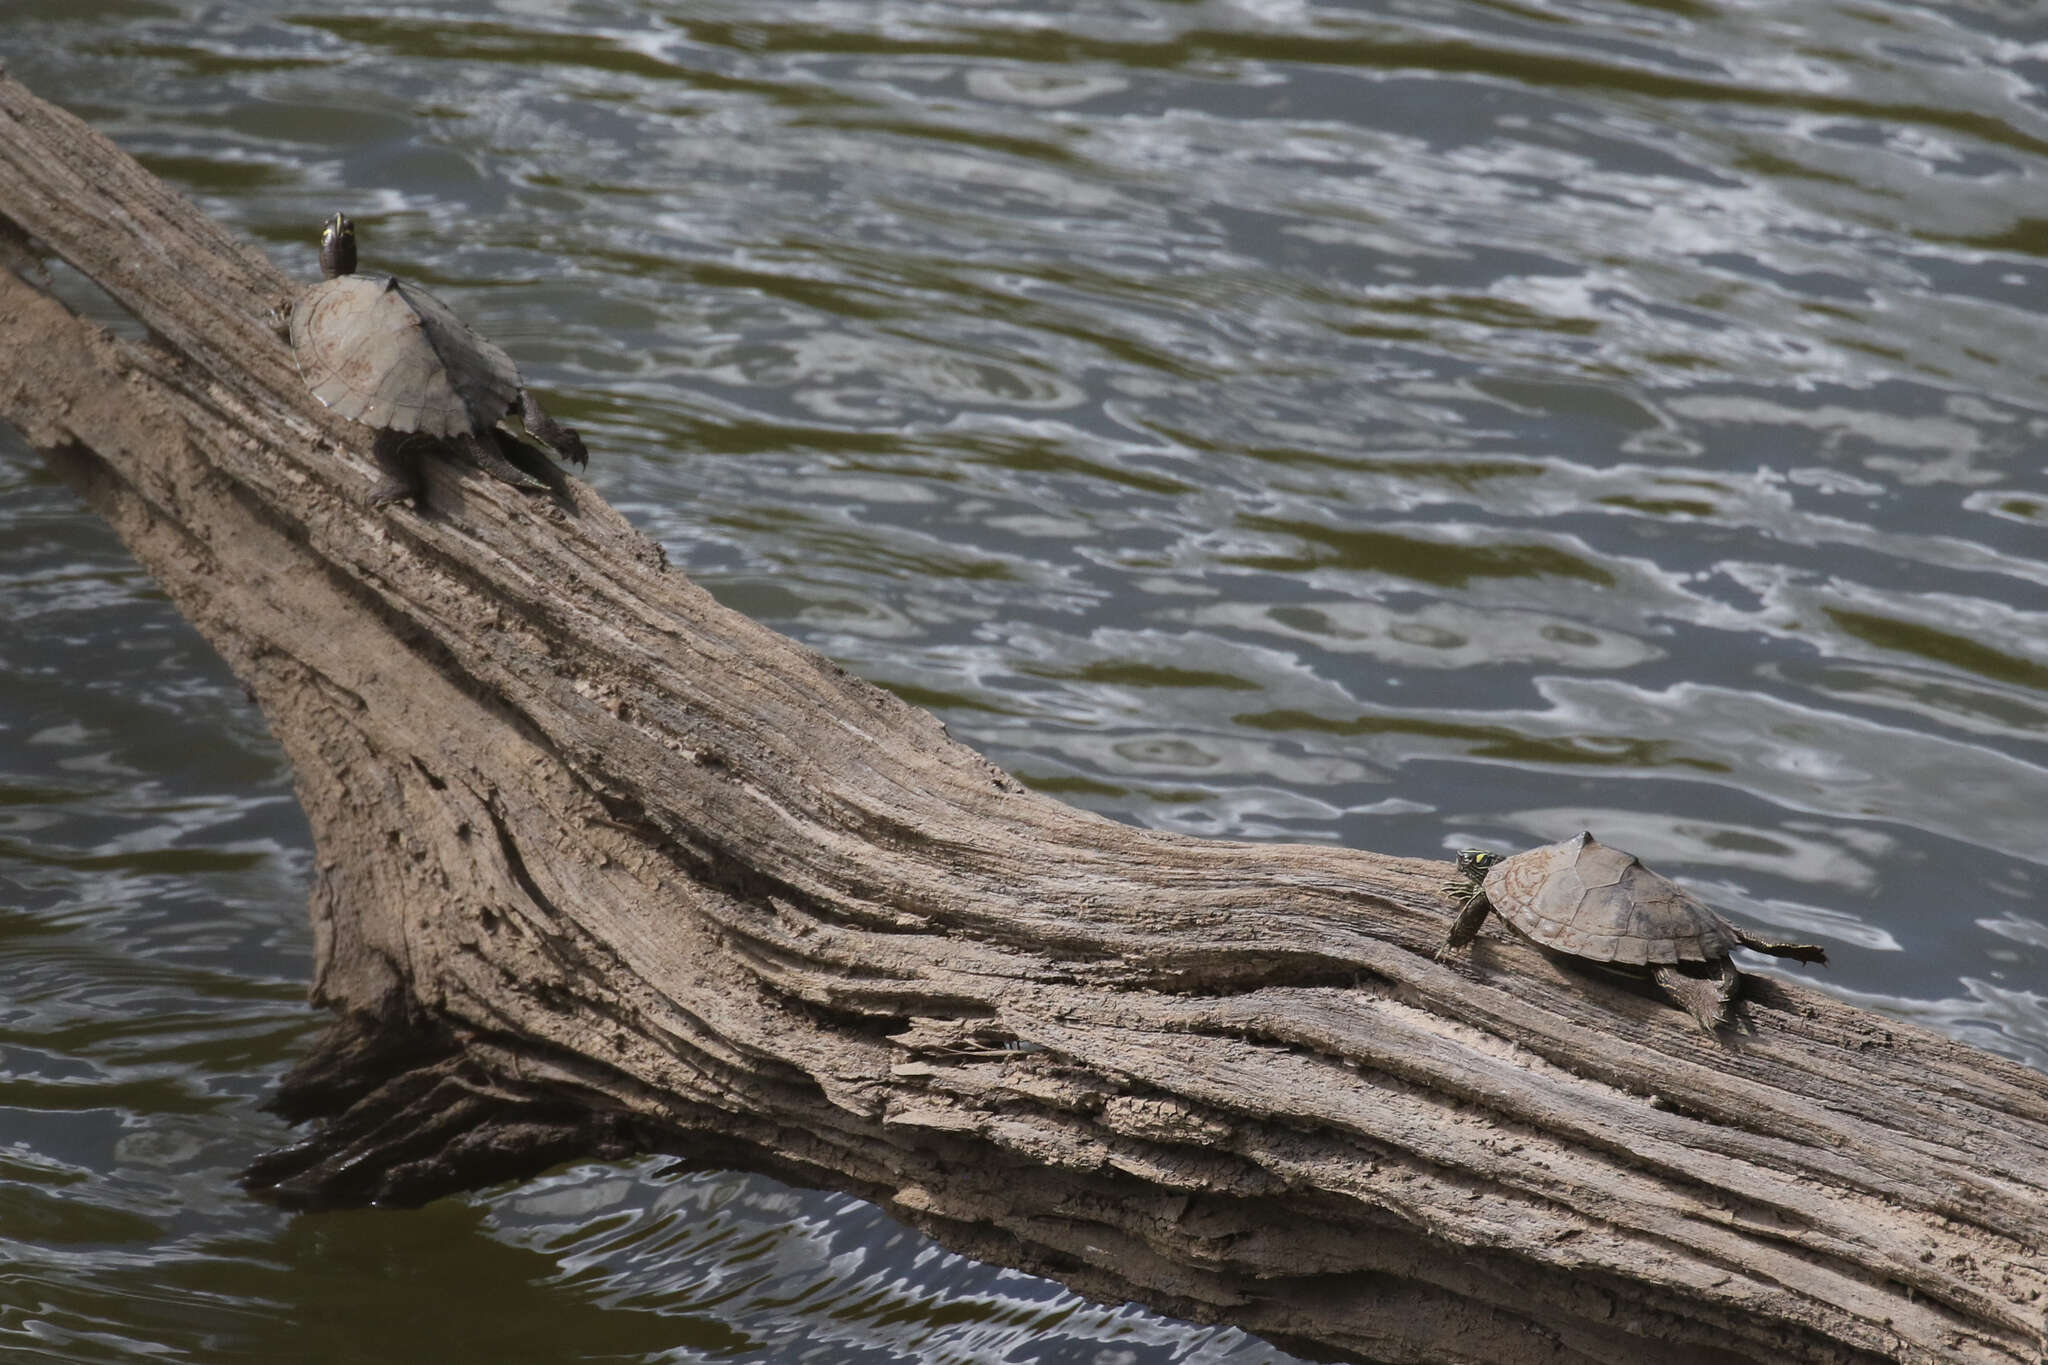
2 75 2044 1365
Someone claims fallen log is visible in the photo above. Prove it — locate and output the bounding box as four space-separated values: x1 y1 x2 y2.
2 73 2044 1365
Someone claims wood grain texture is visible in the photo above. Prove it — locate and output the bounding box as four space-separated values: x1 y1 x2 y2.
2 74 2044 1365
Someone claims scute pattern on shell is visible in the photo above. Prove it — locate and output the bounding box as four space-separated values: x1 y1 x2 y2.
1481 831 1740 967
291 275 521 438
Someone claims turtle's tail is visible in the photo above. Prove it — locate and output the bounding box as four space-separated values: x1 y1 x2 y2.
1731 929 1828 965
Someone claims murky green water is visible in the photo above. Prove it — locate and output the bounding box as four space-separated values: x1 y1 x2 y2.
4 1 2046 1360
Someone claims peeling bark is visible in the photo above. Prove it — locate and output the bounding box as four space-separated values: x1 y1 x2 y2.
3 75 2045 1365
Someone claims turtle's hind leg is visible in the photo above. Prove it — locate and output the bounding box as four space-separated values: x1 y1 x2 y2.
1731 928 1827 965
1435 889 1493 962
455 432 548 493
520 391 588 467
368 429 424 507
1652 961 1735 1033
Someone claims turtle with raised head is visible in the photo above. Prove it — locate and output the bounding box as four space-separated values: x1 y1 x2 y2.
1437 830 1826 1031
289 212 588 506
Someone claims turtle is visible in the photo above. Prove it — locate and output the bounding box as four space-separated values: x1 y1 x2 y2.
1436 830 1826 1031
289 212 588 506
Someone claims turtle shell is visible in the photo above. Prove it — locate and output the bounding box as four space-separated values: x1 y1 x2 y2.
291 274 520 438
1482 831 1739 967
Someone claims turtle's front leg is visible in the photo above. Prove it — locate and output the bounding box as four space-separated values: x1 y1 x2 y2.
367 429 425 506
1435 888 1493 961
519 391 588 467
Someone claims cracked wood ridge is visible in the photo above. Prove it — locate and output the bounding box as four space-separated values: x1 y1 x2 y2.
1 74 2045 1365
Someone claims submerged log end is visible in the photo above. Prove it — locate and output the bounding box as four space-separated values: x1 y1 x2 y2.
245 1010 641 1210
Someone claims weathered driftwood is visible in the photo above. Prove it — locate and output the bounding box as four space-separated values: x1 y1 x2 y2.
2 75 2044 1365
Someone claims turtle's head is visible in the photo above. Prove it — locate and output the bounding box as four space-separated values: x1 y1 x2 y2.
1454 849 1501 884
318 213 357 279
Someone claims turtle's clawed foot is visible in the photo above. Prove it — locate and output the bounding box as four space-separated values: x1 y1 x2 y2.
367 429 423 508
520 391 588 468
367 477 418 507
1731 929 1828 966
1437 891 1492 962
1653 965 1732 1035
457 432 549 493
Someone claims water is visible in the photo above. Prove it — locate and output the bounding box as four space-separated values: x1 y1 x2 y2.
3 1 2046 1360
